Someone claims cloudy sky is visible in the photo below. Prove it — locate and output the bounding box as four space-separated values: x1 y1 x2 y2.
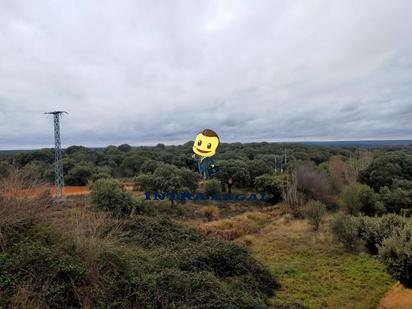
0 0 411 149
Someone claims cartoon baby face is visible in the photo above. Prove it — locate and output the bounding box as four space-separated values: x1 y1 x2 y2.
193 129 220 157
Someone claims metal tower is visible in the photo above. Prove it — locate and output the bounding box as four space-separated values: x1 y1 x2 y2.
45 111 67 200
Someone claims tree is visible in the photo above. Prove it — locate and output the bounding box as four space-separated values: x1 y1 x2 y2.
330 214 361 252
90 166 113 181
379 186 412 213
66 162 96 186
90 178 133 217
247 159 271 187
304 201 326 231
341 183 382 215
135 164 199 206
295 164 332 204
254 174 284 204
204 179 222 197
140 159 161 174
0 161 11 177
328 156 356 192
217 160 250 193
120 153 146 177
359 152 412 191
118 144 132 152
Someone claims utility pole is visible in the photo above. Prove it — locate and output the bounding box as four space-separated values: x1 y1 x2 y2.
45 111 67 201
284 149 287 166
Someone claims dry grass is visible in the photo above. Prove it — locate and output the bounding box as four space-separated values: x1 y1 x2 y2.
202 206 220 221
9 285 43 309
197 209 278 240
0 168 53 250
0 169 126 307
53 207 125 262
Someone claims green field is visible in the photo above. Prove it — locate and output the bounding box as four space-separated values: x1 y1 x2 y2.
187 205 394 308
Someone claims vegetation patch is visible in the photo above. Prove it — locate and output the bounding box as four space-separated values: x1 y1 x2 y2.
238 217 394 308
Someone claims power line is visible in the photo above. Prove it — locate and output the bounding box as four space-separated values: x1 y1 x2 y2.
45 111 67 201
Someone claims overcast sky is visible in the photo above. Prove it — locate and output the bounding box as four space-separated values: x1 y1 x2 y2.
0 0 411 149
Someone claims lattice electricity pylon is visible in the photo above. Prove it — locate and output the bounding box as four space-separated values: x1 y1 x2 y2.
45 111 68 201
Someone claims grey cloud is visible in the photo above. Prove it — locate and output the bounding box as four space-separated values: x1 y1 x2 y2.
0 0 411 149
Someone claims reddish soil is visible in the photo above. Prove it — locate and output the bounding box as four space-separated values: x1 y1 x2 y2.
61 186 91 196
13 186 91 198
379 283 412 309
14 183 134 198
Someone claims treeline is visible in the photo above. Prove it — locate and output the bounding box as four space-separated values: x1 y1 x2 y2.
0 143 411 214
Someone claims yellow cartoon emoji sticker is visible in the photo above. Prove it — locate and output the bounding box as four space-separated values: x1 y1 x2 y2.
193 129 220 179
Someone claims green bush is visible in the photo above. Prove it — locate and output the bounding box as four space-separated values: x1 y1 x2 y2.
304 201 327 231
0 236 86 308
66 162 96 186
379 223 412 288
379 186 412 213
330 214 360 251
153 269 269 308
204 178 222 197
122 216 279 302
341 183 383 215
122 216 205 248
90 178 133 217
357 214 407 254
173 240 279 297
0 212 280 308
133 199 157 216
92 216 280 308
255 174 285 204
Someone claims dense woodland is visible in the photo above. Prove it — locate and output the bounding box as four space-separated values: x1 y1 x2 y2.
1 142 411 215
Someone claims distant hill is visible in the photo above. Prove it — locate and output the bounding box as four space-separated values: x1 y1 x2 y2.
301 140 412 147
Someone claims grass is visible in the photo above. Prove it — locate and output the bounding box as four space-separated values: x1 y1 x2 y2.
187 207 394 307
239 216 394 308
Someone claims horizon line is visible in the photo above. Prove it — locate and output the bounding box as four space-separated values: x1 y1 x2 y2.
1 138 411 151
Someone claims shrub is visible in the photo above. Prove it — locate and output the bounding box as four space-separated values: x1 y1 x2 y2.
330 214 360 251
379 186 412 213
255 174 284 204
139 159 161 174
66 162 96 186
153 269 269 308
122 216 204 249
168 240 280 298
341 183 383 215
133 199 157 216
282 174 305 218
357 214 407 254
204 179 222 197
295 164 332 203
304 201 326 231
379 223 412 287
0 238 86 308
90 179 133 217
203 206 220 221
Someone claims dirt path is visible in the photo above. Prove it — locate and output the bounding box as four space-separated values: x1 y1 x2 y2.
379 283 412 309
